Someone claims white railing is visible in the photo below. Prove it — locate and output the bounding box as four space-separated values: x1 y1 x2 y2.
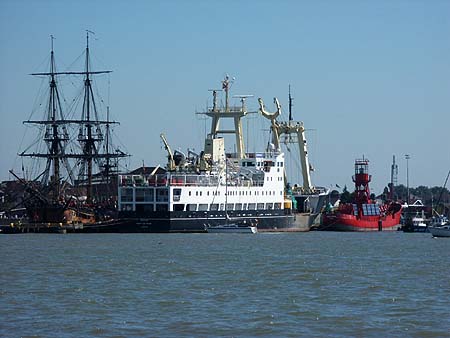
119 173 265 188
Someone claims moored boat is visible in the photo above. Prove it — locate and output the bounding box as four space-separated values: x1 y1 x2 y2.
411 215 428 232
429 225 450 238
117 76 296 232
400 200 432 232
321 158 402 231
428 215 450 237
428 170 450 237
7 33 128 233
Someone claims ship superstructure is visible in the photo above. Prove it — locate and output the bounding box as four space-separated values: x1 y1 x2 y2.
117 76 294 232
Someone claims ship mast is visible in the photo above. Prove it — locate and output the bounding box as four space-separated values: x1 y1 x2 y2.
49 35 61 198
74 30 127 203
205 75 248 160
105 106 111 185
21 35 72 201
288 84 293 122
80 30 97 203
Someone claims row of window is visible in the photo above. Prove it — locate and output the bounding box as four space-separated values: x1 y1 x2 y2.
120 204 169 212
120 202 283 212
176 202 282 212
120 188 168 203
241 160 283 168
188 190 282 197
267 175 284 181
121 187 284 203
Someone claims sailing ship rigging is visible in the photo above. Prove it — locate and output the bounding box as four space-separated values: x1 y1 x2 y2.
14 32 128 224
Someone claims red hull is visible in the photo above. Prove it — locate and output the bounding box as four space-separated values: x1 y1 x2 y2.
323 158 403 231
322 211 402 231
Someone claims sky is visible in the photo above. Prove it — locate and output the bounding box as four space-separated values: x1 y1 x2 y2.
0 0 449 195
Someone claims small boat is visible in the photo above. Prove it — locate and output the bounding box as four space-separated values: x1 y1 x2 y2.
429 225 450 238
400 200 431 232
206 221 257 234
429 215 450 237
410 215 428 232
428 170 450 238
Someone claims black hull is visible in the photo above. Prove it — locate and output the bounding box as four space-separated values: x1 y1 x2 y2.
109 210 296 233
2 211 302 234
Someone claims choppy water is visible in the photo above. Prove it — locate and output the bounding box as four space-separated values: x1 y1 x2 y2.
1 232 449 337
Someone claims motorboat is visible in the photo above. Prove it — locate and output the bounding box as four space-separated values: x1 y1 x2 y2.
429 215 450 237
429 224 450 238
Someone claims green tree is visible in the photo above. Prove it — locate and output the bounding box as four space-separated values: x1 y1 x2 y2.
340 186 352 204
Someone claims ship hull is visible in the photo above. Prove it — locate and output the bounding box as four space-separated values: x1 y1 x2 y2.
428 226 450 238
292 212 322 231
114 209 296 233
0 219 124 234
290 189 329 231
321 213 402 232
2 212 302 234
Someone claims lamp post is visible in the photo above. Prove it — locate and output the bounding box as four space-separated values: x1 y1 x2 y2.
405 154 410 204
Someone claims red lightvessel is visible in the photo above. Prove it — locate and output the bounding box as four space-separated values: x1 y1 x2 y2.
321 159 402 231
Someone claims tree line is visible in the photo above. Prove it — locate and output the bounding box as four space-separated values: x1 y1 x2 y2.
339 184 450 204
338 184 450 214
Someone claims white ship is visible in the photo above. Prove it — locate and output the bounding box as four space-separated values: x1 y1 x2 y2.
116 76 324 232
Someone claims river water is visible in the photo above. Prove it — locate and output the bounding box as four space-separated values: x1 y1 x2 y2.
1 232 449 337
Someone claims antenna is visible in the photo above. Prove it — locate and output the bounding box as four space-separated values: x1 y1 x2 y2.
233 95 253 111
233 95 253 98
208 89 222 111
222 74 235 111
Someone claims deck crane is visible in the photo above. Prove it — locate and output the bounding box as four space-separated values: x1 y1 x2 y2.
160 133 175 171
258 97 313 193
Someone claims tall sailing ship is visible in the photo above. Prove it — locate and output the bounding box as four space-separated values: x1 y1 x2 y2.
12 33 128 229
116 76 325 232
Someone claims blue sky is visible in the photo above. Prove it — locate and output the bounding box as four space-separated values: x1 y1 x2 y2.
1 0 449 194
